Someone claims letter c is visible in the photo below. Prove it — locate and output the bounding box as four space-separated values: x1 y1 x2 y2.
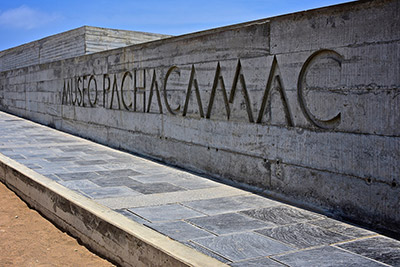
297 49 343 129
163 66 181 115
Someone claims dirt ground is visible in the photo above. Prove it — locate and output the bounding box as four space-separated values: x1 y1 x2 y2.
0 182 115 266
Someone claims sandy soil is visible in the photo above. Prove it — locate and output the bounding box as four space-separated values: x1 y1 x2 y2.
0 181 115 266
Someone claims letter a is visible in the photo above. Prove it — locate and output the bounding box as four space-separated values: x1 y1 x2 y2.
257 56 294 126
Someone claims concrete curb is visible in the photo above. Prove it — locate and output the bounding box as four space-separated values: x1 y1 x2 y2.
0 153 227 267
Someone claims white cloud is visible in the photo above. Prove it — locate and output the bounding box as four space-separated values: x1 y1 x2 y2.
0 5 60 29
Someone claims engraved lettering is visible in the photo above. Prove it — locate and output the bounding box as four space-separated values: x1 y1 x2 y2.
110 74 121 110
297 49 342 129
75 76 82 106
60 50 344 129
121 71 132 110
206 62 230 120
229 60 254 123
87 75 97 107
62 79 70 105
163 66 181 115
103 74 110 108
134 69 146 112
183 65 204 117
257 56 294 126
147 69 163 113
82 75 87 107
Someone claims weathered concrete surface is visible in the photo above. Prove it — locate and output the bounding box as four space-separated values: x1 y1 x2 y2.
0 0 399 235
0 26 170 72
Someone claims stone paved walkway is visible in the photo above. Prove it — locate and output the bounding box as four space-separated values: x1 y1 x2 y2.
0 111 399 266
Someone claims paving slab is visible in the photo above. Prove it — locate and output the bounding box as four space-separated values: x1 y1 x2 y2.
309 218 377 238
182 195 280 215
80 186 141 199
90 176 143 187
0 111 399 266
59 179 101 190
187 213 274 235
336 236 400 266
184 241 231 264
147 221 214 241
128 182 186 194
255 222 351 249
129 203 205 222
192 232 293 262
240 205 323 225
229 257 285 267
272 246 387 267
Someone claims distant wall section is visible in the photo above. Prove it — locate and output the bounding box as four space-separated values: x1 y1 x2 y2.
0 26 170 72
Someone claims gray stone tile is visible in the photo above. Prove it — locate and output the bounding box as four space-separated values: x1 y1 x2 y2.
60 152 88 158
256 223 351 249
184 241 232 264
115 209 150 224
79 154 116 161
80 186 141 199
187 213 274 235
232 195 281 209
60 166 105 173
240 206 322 225
100 163 149 172
96 169 142 178
82 149 111 155
229 257 285 267
103 156 131 162
55 171 101 181
45 156 77 162
272 246 386 267
0 151 16 157
182 195 278 215
79 149 99 154
128 204 204 222
130 173 180 183
91 176 142 187
309 218 376 238
40 163 76 170
336 236 400 266
128 182 186 194
75 159 108 165
169 178 220 190
45 174 62 181
146 221 214 241
105 158 136 164
183 196 251 215
8 154 26 160
59 179 100 190
193 232 293 262
24 163 42 169
29 153 55 158
58 146 90 152
120 166 167 174
37 167 68 175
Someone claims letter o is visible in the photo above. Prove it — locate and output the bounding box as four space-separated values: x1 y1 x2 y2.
88 75 98 107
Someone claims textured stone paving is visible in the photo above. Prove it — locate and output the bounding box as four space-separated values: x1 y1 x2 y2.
0 111 399 266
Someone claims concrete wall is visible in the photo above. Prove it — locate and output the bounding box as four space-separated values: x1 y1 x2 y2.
0 0 399 235
84 26 172 53
0 26 170 72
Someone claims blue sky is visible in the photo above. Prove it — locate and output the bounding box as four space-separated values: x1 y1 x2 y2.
0 0 352 51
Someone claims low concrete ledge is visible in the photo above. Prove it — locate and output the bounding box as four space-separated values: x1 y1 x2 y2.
0 153 226 267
